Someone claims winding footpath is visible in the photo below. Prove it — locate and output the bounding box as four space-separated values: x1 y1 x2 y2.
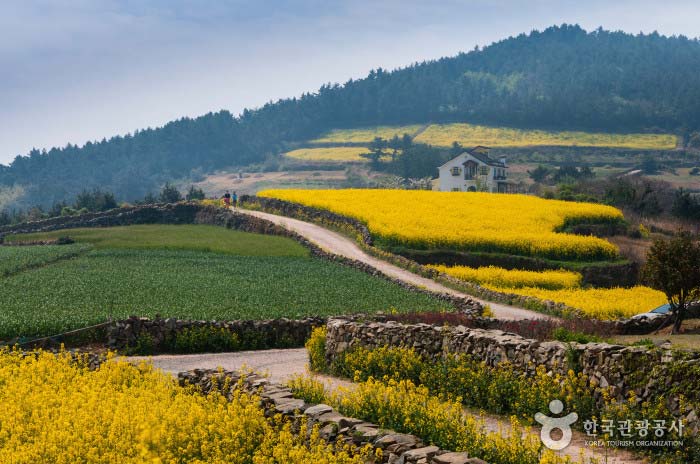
126 212 646 462
240 208 551 320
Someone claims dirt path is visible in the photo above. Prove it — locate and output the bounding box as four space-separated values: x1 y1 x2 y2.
240 208 552 320
127 349 645 463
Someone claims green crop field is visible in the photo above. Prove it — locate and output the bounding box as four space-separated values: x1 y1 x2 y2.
0 244 91 277
6 225 308 257
311 123 677 150
0 226 447 339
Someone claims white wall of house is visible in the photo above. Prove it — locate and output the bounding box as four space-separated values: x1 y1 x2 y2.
438 153 502 193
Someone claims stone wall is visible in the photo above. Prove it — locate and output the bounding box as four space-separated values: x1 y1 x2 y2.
179 368 488 464
107 316 325 351
324 318 699 431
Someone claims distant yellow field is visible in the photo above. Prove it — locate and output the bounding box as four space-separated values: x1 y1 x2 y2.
284 147 371 162
431 262 666 319
429 264 581 290
311 125 423 144
487 284 667 320
259 189 623 261
311 123 677 150
415 123 677 149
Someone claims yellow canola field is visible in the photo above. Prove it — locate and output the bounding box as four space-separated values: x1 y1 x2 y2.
259 189 623 261
311 125 423 143
430 263 665 318
414 123 677 149
284 146 372 162
311 123 676 149
0 350 367 464
485 285 667 320
430 264 581 290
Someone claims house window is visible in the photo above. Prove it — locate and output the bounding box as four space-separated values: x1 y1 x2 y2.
450 166 461 176
451 187 460 192
480 166 489 176
464 161 478 180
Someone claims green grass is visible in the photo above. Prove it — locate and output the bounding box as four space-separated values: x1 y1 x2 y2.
0 236 448 339
6 225 308 257
0 244 92 277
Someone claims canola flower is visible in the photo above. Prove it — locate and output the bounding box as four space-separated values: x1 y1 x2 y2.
288 375 574 464
430 264 582 290
311 125 423 143
310 123 676 149
414 123 677 149
487 285 667 320
283 147 374 162
432 263 664 318
0 349 369 464
259 189 622 261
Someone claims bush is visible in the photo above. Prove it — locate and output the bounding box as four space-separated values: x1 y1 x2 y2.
305 327 327 372
551 327 602 344
164 326 240 353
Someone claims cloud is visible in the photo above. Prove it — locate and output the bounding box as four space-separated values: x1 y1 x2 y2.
2 0 700 165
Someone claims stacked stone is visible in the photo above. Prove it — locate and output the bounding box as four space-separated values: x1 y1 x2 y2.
179 368 487 464
325 318 700 433
107 316 326 350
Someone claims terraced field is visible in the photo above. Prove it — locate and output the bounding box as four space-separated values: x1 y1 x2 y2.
0 225 447 338
283 147 371 162
260 189 623 261
311 125 423 144
259 189 666 319
310 123 676 149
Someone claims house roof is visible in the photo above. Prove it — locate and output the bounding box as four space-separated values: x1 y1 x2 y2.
467 150 506 167
438 147 506 169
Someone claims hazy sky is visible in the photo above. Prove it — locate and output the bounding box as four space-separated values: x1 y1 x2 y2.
2 0 700 165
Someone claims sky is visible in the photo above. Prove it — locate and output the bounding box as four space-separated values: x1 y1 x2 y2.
2 0 700 165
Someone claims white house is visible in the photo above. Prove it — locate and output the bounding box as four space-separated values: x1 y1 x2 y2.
438 146 510 193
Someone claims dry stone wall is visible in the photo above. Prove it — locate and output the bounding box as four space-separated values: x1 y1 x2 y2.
179 368 488 464
325 318 700 430
107 316 325 351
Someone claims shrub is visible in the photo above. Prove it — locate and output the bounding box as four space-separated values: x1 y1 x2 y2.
551 327 602 344
165 326 240 353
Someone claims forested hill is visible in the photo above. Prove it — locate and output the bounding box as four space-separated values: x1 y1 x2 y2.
4 24 700 208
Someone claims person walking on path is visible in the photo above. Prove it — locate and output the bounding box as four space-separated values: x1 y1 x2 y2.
231 191 238 209
222 191 231 207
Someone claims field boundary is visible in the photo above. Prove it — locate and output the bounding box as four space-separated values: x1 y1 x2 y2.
240 196 663 328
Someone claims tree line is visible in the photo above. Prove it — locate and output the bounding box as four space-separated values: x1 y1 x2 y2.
0 184 205 226
4 24 700 210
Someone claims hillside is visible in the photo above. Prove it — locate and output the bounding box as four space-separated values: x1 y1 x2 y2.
3 24 700 209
